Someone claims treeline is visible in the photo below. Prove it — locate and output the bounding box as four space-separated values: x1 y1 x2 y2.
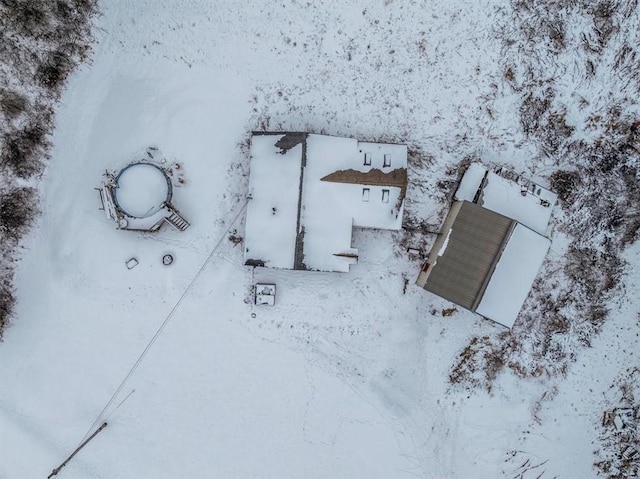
0 0 99 338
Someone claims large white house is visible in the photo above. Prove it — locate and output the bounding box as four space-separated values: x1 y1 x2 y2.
244 132 408 272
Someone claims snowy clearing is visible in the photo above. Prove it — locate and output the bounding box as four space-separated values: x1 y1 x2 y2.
1 1 639 478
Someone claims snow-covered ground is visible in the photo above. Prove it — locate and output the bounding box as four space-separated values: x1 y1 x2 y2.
1 1 639 478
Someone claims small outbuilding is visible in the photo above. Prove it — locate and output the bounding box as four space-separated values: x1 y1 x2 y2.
255 283 276 306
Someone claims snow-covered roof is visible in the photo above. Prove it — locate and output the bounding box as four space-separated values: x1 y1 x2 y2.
454 163 557 236
243 134 303 269
244 133 407 272
475 224 550 328
414 162 557 327
417 200 551 328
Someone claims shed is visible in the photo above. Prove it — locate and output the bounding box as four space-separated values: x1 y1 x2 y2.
417 200 551 328
417 163 556 328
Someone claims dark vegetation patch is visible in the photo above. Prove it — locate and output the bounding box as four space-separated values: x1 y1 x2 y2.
594 366 640 478
1 118 51 178
0 0 98 339
227 229 243 246
0 186 38 242
37 49 74 89
0 280 16 340
0 90 28 119
0 186 38 336
450 0 640 393
549 170 580 203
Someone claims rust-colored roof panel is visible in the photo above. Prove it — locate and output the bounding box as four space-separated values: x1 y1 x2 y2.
423 201 513 310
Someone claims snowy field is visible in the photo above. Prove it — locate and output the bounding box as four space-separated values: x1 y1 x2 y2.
1 1 639 478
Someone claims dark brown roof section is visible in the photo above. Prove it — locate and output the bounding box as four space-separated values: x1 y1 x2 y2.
320 168 408 205
423 201 514 310
274 132 307 155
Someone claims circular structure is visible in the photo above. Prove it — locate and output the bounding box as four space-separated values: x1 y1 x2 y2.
114 163 172 218
162 254 174 266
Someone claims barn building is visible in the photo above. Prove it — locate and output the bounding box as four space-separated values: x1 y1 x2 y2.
416 163 557 328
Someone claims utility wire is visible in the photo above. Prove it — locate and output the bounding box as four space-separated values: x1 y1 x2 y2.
77 199 249 446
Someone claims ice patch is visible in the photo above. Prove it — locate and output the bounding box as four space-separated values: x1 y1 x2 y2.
438 228 452 256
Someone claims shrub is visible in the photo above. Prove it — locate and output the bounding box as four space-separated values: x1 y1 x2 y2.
0 278 16 341
37 50 73 89
0 186 38 242
1 0 49 38
594 366 640 478
0 123 49 178
549 170 581 203
0 89 28 119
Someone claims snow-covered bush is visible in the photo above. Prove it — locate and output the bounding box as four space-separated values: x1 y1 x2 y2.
0 186 38 242
0 186 37 339
0 280 15 340
0 122 50 178
0 89 28 120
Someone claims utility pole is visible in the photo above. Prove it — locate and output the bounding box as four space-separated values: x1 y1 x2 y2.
47 422 108 479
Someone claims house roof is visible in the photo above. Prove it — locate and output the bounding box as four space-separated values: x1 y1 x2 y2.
454 162 557 235
243 133 303 269
422 201 514 310
244 132 408 272
475 223 550 327
419 200 550 328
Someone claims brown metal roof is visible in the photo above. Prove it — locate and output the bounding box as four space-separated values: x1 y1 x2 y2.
320 168 408 207
423 201 514 310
